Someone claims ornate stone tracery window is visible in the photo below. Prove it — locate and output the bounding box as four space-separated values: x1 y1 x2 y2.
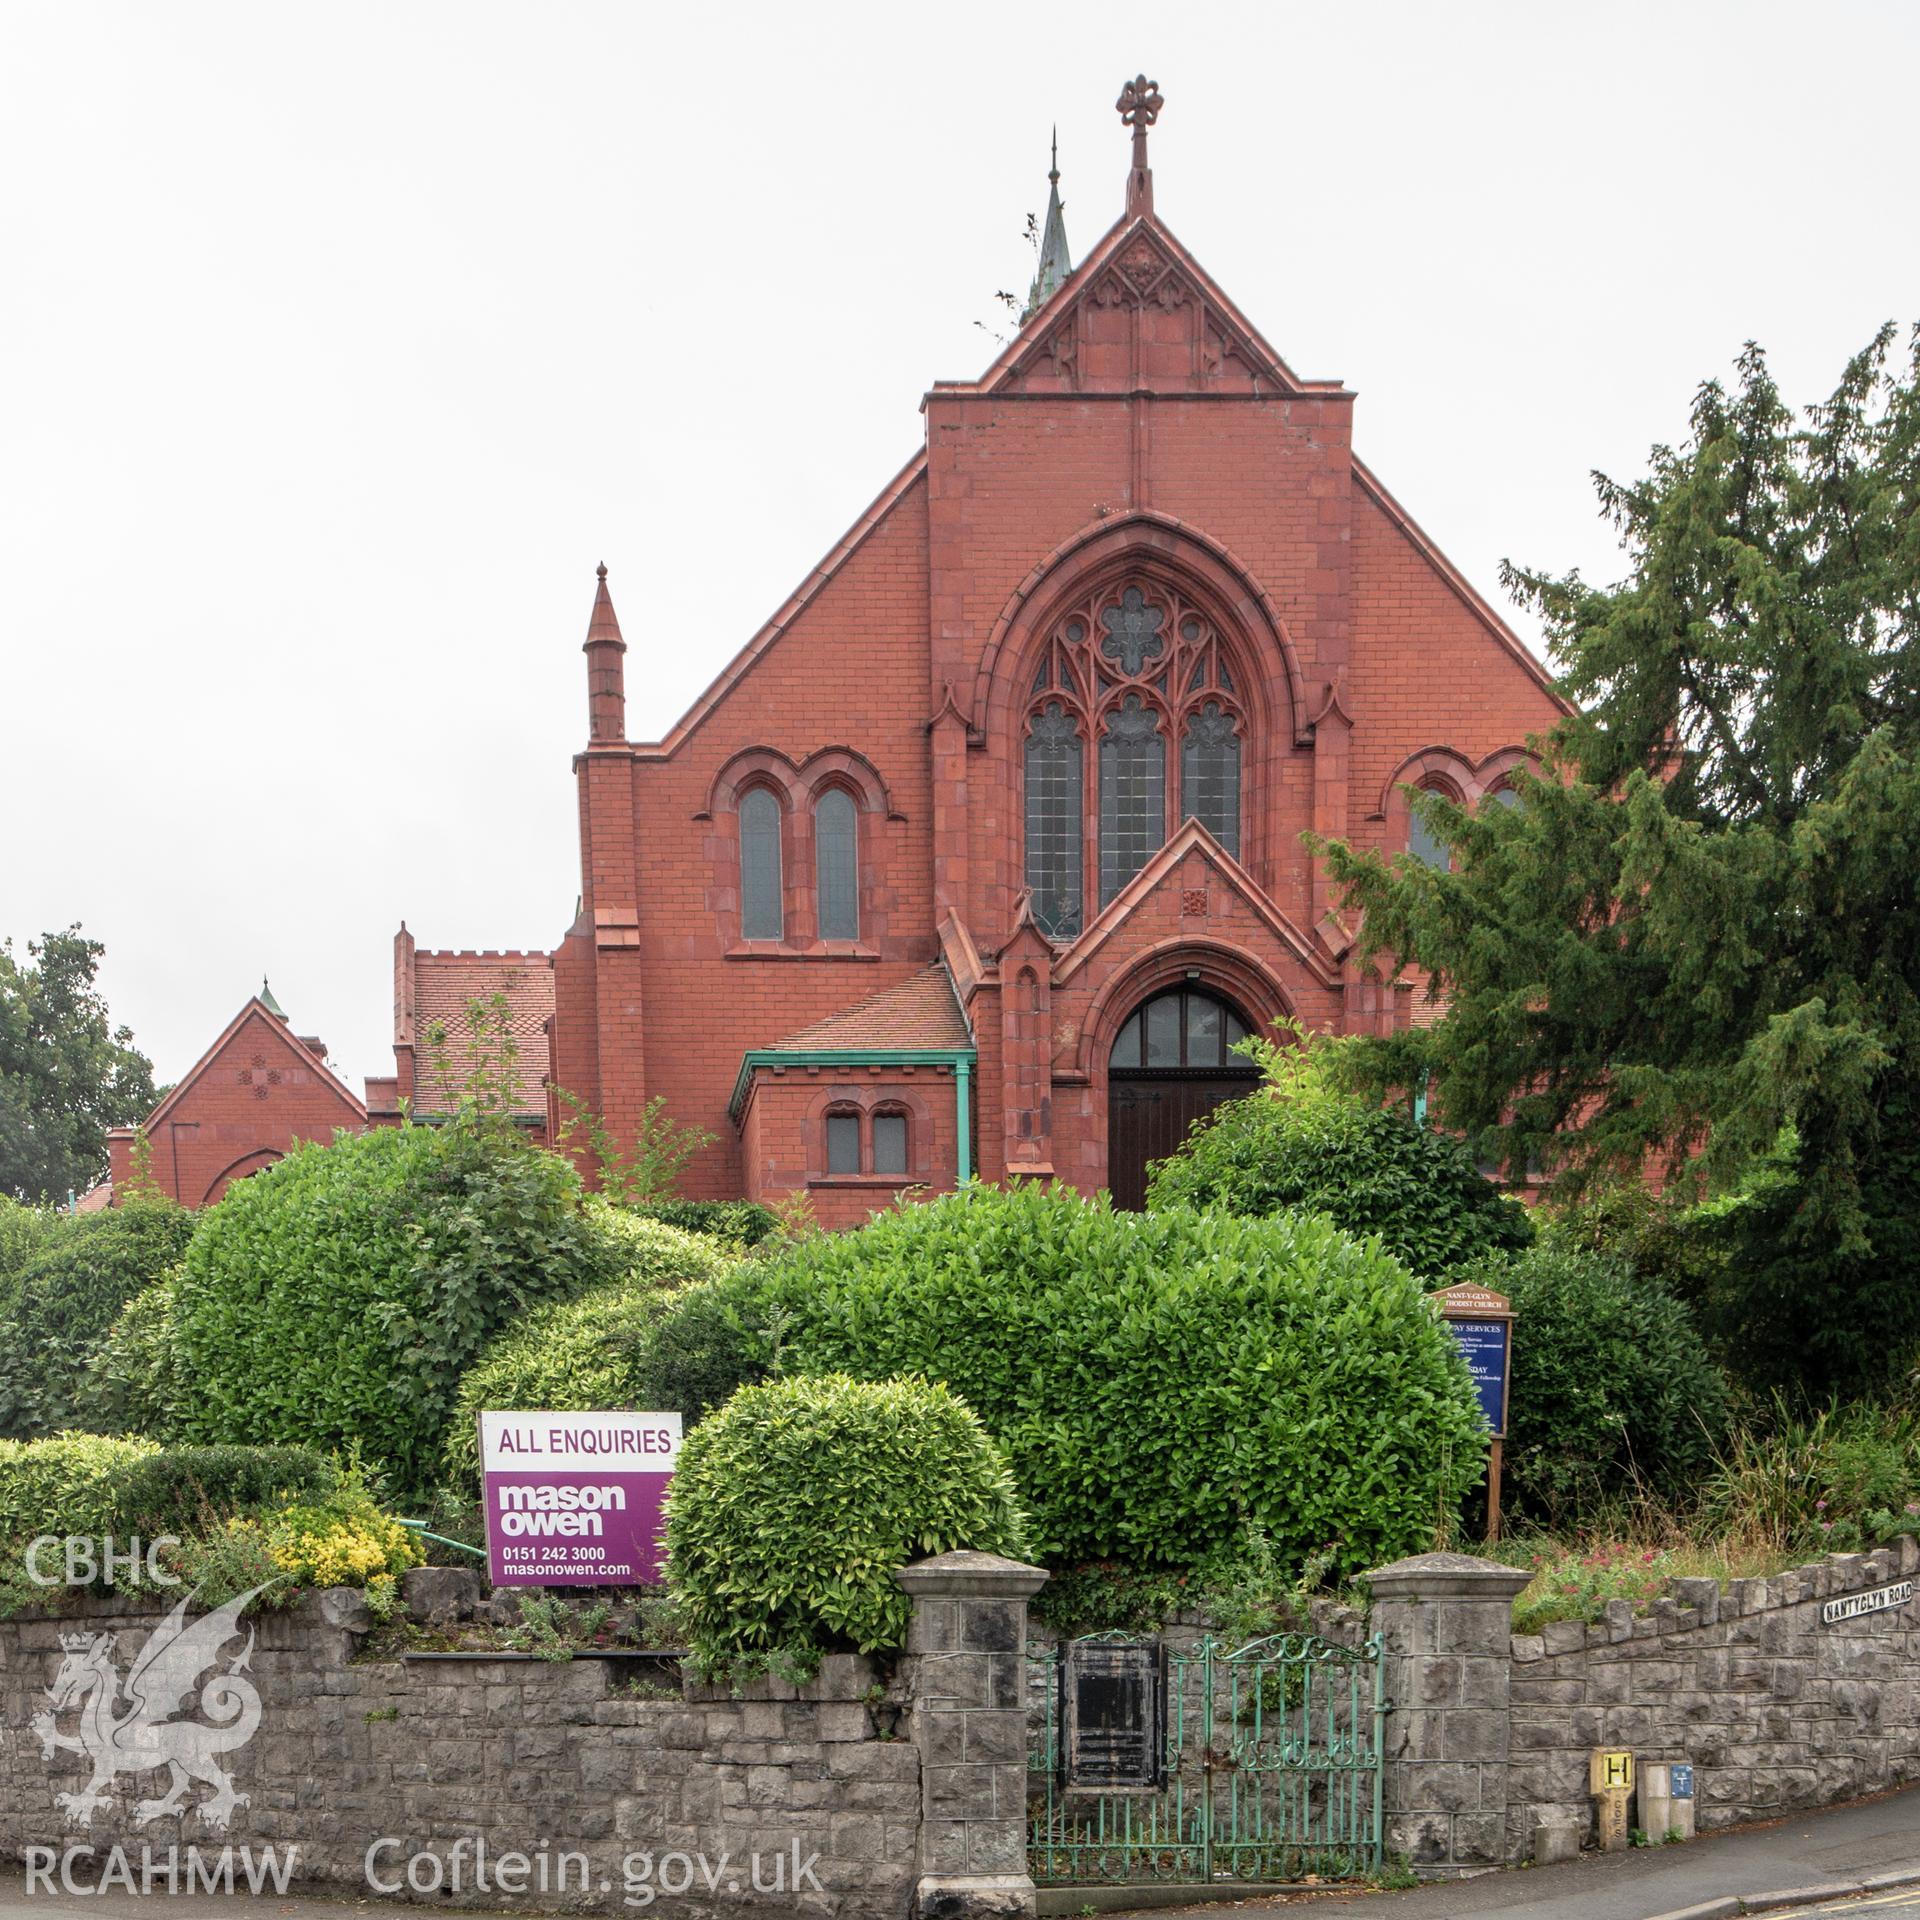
1023 579 1247 938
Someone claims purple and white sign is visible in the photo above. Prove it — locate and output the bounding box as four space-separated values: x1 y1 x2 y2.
479 1410 680 1587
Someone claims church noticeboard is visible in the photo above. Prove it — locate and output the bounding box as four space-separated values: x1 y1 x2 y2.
1431 1283 1514 1438
1060 1640 1167 1791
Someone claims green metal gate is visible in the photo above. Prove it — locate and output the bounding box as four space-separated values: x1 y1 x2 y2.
1026 1630 1386 1886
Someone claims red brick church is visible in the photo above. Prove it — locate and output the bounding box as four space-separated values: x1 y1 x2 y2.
110 79 1565 1221
533 78 1564 1225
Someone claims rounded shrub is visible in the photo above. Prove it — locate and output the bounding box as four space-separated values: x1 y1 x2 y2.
174 1123 605 1489
0 1197 193 1439
1147 1086 1532 1281
1482 1245 1731 1525
665 1372 1029 1670
731 1184 1489 1580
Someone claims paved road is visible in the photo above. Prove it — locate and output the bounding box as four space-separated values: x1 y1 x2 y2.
1771 1893 1920 1920
1091 1785 1920 1920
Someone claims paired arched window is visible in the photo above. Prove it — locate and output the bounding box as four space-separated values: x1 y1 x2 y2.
815 787 859 941
1024 581 1246 940
736 782 862 946
823 1104 910 1177
740 788 784 939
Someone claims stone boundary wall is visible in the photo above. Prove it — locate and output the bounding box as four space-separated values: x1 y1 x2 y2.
0 1553 1048 1920
1506 1535 1920 1861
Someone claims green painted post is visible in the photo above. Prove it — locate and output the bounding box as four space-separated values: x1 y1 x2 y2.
954 1056 973 1184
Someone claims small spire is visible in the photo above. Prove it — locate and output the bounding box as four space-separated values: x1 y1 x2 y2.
582 561 628 745
259 976 287 1019
1023 129 1073 323
1116 73 1164 218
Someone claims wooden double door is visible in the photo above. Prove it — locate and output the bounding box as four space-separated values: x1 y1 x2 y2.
1105 987 1260 1211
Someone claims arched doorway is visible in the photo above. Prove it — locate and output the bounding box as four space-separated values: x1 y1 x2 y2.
1106 986 1260 1210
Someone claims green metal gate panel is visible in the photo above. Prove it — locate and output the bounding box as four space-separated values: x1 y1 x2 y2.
1026 1630 1386 1886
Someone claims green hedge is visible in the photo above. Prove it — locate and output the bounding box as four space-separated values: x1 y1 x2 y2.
174 1123 605 1489
665 1372 1029 1670
1479 1244 1731 1524
708 1184 1488 1580
103 1444 337 1539
0 1198 193 1439
1147 1086 1533 1281
0 1432 158 1543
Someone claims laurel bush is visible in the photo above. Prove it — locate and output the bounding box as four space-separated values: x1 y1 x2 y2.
71 1276 189 1439
720 1183 1489 1581
174 1123 605 1489
665 1372 1029 1671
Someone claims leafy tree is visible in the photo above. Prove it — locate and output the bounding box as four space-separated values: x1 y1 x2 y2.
0 928 156 1203
1319 327 1920 1396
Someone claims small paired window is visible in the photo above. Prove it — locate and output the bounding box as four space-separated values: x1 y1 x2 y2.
822 1106 911 1178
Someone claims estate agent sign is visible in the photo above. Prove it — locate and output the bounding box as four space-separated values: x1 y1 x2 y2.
479 1411 680 1587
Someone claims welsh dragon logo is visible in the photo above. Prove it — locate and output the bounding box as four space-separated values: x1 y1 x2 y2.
30 1586 268 1831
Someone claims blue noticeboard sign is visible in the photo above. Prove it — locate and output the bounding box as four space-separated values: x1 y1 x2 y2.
1670 1765 1694 1799
1449 1319 1509 1435
1432 1282 1514 1439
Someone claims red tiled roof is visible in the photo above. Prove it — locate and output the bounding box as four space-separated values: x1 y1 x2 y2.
765 965 971 1053
409 951 554 1118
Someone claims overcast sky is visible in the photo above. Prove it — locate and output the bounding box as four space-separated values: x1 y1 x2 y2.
3 0 1915 1094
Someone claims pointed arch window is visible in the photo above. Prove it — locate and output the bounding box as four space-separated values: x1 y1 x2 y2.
1181 701 1240 856
739 788 784 940
815 787 858 941
1407 789 1453 871
1025 702 1084 939
1099 694 1166 904
1023 579 1247 935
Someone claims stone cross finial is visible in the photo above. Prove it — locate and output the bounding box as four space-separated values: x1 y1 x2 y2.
1117 73 1163 216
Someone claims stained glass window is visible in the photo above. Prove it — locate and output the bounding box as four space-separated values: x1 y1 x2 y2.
816 788 858 941
1181 702 1240 856
740 788 783 939
1026 703 1084 939
1099 695 1165 904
